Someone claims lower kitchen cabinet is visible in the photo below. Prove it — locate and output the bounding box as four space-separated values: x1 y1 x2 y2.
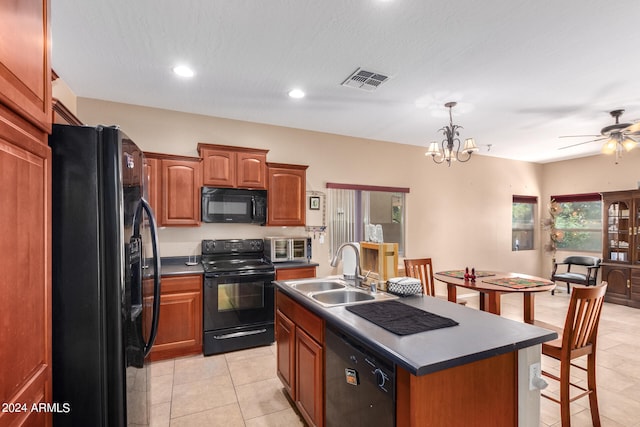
146 274 203 362
275 290 324 427
275 265 317 281
601 264 640 307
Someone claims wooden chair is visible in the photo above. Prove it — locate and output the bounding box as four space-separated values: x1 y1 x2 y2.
403 258 466 305
533 282 607 427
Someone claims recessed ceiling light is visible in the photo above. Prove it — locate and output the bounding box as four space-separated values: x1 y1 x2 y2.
173 65 195 78
288 89 305 99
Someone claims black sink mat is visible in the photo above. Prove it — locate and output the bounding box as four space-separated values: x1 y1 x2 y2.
346 301 459 336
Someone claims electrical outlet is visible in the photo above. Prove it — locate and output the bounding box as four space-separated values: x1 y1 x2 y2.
529 362 542 391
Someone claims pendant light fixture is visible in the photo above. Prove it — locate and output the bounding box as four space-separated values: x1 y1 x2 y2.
425 102 478 166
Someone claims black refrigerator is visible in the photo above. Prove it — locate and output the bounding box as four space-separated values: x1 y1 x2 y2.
49 125 161 426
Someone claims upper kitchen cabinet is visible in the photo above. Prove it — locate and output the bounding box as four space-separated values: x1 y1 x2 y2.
267 163 308 227
0 0 52 133
0 0 53 425
145 152 201 227
601 189 640 308
198 143 268 189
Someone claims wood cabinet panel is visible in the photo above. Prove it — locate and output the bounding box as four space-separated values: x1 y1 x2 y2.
275 266 317 281
236 151 267 189
0 0 51 132
267 163 307 226
160 158 201 226
143 157 160 217
0 109 51 427
275 309 295 397
200 147 235 187
295 328 323 427
146 275 203 362
198 143 268 189
396 351 517 427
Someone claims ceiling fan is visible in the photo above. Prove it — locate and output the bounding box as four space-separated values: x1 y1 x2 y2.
559 109 640 155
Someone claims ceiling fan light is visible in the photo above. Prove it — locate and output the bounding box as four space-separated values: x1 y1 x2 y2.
601 138 617 154
622 136 637 152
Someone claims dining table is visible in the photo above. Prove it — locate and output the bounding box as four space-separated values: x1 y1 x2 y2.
434 270 556 324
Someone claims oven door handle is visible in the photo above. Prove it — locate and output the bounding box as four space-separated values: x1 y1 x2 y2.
213 329 268 340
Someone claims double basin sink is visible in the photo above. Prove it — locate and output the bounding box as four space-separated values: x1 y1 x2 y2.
284 277 398 307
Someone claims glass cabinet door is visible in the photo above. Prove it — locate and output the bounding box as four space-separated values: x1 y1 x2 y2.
634 198 640 265
606 200 631 263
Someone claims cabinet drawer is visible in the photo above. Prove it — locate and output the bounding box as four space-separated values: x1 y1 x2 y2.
276 290 324 344
276 266 317 281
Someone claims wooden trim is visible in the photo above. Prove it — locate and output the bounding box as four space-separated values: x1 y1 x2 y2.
52 98 82 125
552 193 601 203
144 151 201 162
513 195 537 203
197 142 269 156
326 182 410 193
267 162 308 170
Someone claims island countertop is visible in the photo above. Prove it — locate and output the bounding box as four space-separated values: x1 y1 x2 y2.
274 278 557 376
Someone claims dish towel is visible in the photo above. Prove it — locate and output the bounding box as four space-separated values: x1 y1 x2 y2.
346 301 458 336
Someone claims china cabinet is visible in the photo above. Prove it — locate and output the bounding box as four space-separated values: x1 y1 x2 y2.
601 190 640 307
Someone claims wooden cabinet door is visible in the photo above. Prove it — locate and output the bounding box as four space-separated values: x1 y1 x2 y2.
146 275 203 362
295 327 323 427
602 265 630 301
237 152 267 189
0 116 52 427
267 163 307 226
143 157 160 218
0 0 51 132
161 158 201 226
201 147 236 187
275 266 317 281
276 309 296 398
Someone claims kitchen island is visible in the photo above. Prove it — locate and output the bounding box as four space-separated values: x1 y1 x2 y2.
274 277 557 427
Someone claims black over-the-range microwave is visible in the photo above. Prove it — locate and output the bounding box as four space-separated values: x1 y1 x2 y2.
201 187 267 224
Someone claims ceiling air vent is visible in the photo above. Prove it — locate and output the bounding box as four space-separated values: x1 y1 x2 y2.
341 68 390 91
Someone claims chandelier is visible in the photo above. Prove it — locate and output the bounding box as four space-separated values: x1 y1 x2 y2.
425 102 478 166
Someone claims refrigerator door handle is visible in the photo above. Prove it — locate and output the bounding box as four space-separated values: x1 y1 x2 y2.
140 197 162 357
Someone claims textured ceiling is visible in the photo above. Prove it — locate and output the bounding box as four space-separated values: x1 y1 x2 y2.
51 0 640 163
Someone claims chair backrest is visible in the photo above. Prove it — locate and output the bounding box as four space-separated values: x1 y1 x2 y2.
562 282 607 353
563 255 601 267
403 258 435 296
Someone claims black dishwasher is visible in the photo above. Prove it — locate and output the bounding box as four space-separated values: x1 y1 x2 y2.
325 326 395 427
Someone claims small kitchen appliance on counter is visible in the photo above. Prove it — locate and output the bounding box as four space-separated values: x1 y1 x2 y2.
201 239 275 355
264 236 312 262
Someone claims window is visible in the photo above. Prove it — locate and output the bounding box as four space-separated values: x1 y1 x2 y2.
512 195 537 251
327 183 408 258
551 193 602 252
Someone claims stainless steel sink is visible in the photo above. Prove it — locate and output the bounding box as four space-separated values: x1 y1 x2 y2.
311 289 375 305
283 276 398 307
291 280 346 293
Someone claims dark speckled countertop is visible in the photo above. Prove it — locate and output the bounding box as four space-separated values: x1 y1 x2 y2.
161 257 204 276
272 260 320 269
275 277 557 376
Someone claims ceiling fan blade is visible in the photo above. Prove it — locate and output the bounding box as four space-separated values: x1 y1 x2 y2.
624 122 640 134
558 137 606 150
558 134 601 138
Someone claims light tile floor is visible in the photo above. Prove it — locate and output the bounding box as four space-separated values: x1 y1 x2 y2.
149 289 640 427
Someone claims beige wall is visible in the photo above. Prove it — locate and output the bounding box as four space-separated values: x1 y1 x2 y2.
74 97 638 285
539 149 640 278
